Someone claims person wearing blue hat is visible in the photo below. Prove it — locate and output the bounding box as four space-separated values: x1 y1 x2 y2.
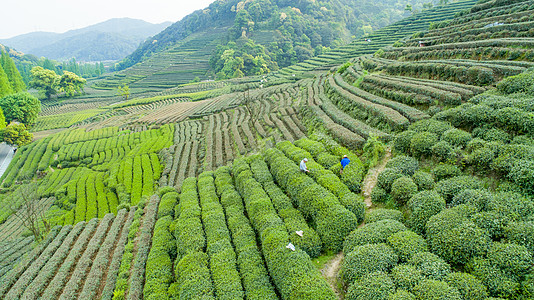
340 155 350 174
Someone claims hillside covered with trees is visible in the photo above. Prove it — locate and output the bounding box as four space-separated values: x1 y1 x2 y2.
0 0 533 299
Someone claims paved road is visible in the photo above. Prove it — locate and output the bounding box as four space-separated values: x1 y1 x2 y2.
0 143 14 179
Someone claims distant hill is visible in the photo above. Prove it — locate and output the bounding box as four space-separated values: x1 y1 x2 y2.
0 18 172 62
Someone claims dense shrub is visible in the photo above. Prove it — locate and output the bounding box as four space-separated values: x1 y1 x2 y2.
505 221 534 252
175 252 215 299
426 206 490 265
487 192 534 222
445 272 488 300
431 141 453 162
431 164 462 182
371 186 389 204
409 119 452 138
407 191 446 235
387 290 416 300
386 156 419 176
391 264 424 291
341 243 398 284
394 130 417 154
451 189 493 210
442 128 472 148
410 132 438 157
345 272 395 300
411 171 434 191
387 230 428 262
158 192 179 219
508 159 534 192
344 219 407 253
466 257 520 298
391 177 418 205
434 176 483 203
409 252 451 280
412 280 462 300
496 70 534 95
377 168 403 193
365 209 404 224
487 242 533 277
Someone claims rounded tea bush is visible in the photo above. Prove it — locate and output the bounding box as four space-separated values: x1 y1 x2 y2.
431 164 462 182
371 186 389 203
434 176 483 203
411 171 434 191
445 272 488 300
409 252 451 280
341 243 398 284
345 271 395 300
391 177 418 205
442 128 472 148
487 242 533 277
344 219 407 253
407 191 446 235
377 168 404 192
394 130 417 154
409 119 452 138
387 290 416 300
387 230 428 262
410 132 438 157
431 141 453 162
466 257 520 298
386 155 420 176
391 264 424 291
451 189 493 211
505 221 534 252
412 279 462 300
365 209 404 224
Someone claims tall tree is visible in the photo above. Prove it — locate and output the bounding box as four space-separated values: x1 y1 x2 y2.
30 66 60 101
0 107 6 129
0 64 13 98
0 92 41 126
1 50 26 93
58 71 86 97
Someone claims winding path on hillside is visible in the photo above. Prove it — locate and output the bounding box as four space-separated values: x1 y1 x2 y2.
320 148 392 299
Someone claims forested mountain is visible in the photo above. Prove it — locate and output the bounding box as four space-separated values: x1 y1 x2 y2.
115 0 436 75
0 18 172 62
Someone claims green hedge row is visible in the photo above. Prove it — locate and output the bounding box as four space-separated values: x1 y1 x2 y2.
233 158 336 299
264 148 359 251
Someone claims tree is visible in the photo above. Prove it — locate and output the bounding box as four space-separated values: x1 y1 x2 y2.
9 184 51 241
0 64 13 98
30 66 60 101
0 92 41 126
58 71 86 97
405 4 413 12
1 50 26 93
117 84 130 100
0 107 6 129
0 122 33 147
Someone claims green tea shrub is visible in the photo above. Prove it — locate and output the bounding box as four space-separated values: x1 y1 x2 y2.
409 252 451 280
431 164 462 182
407 191 446 235
442 128 472 148
445 272 488 300
431 141 453 162
365 209 404 224
386 156 419 176
394 130 417 154
434 176 483 203
158 192 179 219
344 219 407 253
466 257 520 298
387 230 428 262
411 171 434 191
387 290 416 300
412 279 462 300
377 168 403 192
345 272 395 300
487 242 533 277
391 177 418 205
391 264 424 291
410 132 438 157
341 243 398 284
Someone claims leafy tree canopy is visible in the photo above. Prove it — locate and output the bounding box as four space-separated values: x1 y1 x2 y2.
0 64 13 98
30 66 60 101
58 71 86 97
0 50 26 93
0 122 33 147
0 92 41 126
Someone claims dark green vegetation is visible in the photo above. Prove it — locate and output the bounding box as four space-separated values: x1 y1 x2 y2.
1 0 534 299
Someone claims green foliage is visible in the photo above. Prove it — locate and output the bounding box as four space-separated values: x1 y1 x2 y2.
451 189 492 210
496 70 534 96
174 252 215 299
394 130 417 154
344 219 407 254
371 186 389 204
487 242 533 277
1 50 25 93
346 271 395 300
391 264 424 291
388 290 416 300
434 176 483 203
30 66 60 100
466 257 520 298
0 92 41 126
391 177 418 205
445 272 488 300
407 191 446 235
431 164 462 182
410 131 438 157
0 63 13 98
365 208 404 224
158 192 178 219
409 252 451 280
442 128 472 148
386 155 419 176
431 141 454 161
0 123 33 147
387 230 428 262
409 119 452 138
341 243 398 284
505 221 534 253
58 71 86 97
411 171 434 191
412 279 462 300
377 168 403 193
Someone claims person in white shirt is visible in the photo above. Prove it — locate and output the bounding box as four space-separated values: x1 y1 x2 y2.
300 158 309 173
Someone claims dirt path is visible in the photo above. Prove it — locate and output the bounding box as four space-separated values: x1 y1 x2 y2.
321 252 344 299
361 148 392 211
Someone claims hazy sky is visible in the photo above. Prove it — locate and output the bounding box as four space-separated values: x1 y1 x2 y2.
0 0 216 39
